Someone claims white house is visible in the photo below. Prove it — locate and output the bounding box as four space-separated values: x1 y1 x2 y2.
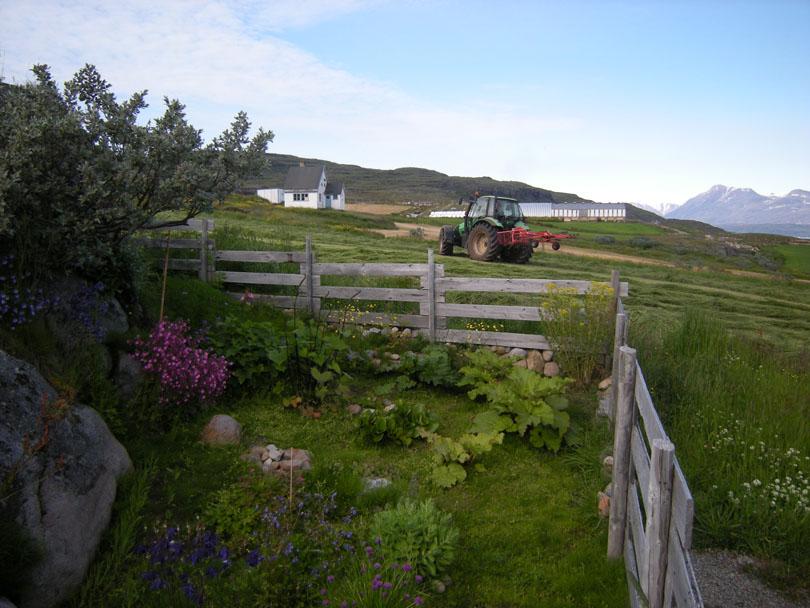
281 163 345 210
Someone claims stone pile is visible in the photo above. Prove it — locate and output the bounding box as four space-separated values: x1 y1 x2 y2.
242 444 314 478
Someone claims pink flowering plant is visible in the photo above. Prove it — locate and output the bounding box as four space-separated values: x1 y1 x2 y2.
129 319 231 411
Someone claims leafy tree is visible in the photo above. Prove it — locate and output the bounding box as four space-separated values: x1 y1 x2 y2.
0 64 272 279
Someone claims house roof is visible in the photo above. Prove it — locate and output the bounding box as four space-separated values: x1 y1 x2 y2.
283 165 325 190
325 182 344 195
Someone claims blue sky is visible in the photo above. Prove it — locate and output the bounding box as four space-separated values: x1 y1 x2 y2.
1 0 808 208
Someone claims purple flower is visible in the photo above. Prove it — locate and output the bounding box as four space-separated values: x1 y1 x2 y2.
415 575 423 583
373 563 381 570
402 563 412 571
414 598 424 605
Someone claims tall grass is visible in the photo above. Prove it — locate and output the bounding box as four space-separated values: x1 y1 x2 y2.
636 309 810 575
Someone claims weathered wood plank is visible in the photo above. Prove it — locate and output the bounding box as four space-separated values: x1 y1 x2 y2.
435 303 544 322
216 250 308 263
631 423 651 503
133 237 203 249
432 329 550 350
636 364 668 444
166 259 202 271
314 286 427 302
225 292 309 309
436 277 629 296
664 533 704 607
624 531 645 608
313 263 429 276
627 479 647 587
216 271 305 286
672 459 695 550
645 438 675 608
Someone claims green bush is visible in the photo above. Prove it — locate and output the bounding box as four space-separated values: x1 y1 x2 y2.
357 402 438 446
594 235 616 245
370 498 459 578
628 236 657 249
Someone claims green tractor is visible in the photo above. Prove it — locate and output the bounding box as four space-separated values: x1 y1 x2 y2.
438 195 575 263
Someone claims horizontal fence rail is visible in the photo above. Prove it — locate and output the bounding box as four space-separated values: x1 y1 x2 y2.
132 226 629 350
608 298 703 608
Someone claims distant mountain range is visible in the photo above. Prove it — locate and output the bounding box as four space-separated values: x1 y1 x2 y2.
634 202 682 217
665 185 810 239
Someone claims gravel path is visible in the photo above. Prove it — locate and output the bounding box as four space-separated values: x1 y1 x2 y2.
692 549 810 608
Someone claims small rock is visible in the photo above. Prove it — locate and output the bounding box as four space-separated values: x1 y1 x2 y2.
265 444 284 461
597 492 611 516
495 346 508 354
389 353 401 361
513 358 528 368
542 350 554 362
604 482 613 497
383 403 397 412
372 358 382 367
390 327 399 334
262 460 280 475
346 404 363 415
200 415 242 445
282 447 313 462
598 377 612 391
382 399 395 408
365 349 378 358
602 455 614 471
401 328 412 337
276 456 313 473
507 347 528 358
597 395 611 418
363 477 391 493
543 361 560 377
364 327 382 335
526 350 544 372
243 445 265 463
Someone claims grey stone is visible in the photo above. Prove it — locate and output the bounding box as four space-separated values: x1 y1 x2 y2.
346 404 362 415
512 358 528 368
0 598 18 608
363 477 392 493
282 447 313 462
242 445 265 463
543 361 560 377
275 455 313 474
526 350 544 372
597 395 611 418
598 376 612 391
0 349 132 608
401 328 412 337
114 353 142 405
542 350 554 362
264 444 284 461
507 347 528 358
200 415 242 445
389 353 401 361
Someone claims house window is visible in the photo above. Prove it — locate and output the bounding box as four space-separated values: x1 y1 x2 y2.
293 193 310 201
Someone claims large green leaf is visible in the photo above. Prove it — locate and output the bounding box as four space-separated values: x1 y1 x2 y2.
431 463 467 488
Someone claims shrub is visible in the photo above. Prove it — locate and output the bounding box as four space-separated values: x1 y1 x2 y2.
628 236 657 249
129 319 231 410
540 282 614 386
357 403 438 446
594 235 615 245
370 498 459 578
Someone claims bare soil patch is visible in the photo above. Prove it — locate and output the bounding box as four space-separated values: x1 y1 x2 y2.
345 203 411 215
368 222 442 239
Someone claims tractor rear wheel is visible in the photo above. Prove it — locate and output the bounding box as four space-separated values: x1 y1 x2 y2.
467 223 500 261
438 226 455 256
500 244 532 264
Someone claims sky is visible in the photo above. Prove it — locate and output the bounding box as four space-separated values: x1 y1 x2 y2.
1 0 808 209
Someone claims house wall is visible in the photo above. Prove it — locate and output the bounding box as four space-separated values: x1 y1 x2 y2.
257 188 283 203
284 191 319 209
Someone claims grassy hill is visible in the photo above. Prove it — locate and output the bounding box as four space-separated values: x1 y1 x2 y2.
244 153 591 208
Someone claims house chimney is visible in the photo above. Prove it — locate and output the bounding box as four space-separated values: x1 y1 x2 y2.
299 161 305 167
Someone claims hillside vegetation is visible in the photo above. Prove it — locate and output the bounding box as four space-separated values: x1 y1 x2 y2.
244 153 590 208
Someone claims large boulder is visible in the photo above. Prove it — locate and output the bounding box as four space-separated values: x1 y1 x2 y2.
0 350 132 608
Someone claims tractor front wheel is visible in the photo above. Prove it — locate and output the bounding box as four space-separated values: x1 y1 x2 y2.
438 226 455 256
500 244 532 264
467 223 500 261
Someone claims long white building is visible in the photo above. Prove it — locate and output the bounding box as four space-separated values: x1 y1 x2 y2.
430 202 626 221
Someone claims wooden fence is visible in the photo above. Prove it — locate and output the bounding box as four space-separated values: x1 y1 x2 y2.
607 298 704 607
134 225 629 350
133 219 215 282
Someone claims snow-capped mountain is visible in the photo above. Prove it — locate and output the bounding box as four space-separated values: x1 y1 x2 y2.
666 185 810 236
634 202 682 217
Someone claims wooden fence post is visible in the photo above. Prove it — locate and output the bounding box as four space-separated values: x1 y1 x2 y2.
645 438 675 608
608 345 637 559
305 236 314 314
610 312 628 421
428 249 436 343
199 219 209 282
